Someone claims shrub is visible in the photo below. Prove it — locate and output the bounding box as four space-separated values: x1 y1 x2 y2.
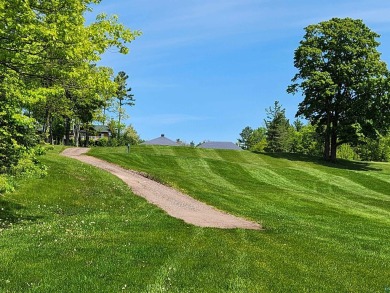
250 138 267 153
96 137 109 147
0 175 15 194
9 155 47 178
337 144 360 160
356 136 390 162
108 138 119 147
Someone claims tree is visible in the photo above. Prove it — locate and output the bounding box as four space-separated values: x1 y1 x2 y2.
0 0 141 179
288 18 390 161
113 71 135 139
249 127 267 152
356 135 390 162
287 123 322 156
238 126 254 150
122 125 141 145
264 101 290 152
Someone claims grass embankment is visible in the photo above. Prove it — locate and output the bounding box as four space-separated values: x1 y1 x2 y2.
1 146 390 292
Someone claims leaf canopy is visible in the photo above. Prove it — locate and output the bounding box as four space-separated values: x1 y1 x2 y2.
288 17 390 160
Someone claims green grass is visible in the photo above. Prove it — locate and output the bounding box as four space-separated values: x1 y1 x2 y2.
1 145 390 292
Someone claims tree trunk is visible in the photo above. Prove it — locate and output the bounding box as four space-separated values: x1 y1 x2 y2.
48 116 54 145
85 124 89 147
103 106 107 126
117 100 122 139
324 133 330 160
323 111 331 160
42 108 50 143
64 117 70 146
74 121 80 147
330 132 337 162
330 114 338 162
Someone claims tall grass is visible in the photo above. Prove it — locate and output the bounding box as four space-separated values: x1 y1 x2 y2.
1 146 389 292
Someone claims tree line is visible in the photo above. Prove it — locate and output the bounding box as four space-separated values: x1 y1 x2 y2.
0 0 140 191
239 101 390 161
240 18 390 162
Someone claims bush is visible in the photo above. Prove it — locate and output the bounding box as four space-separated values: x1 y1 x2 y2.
95 137 109 147
108 138 119 147
9 154 47 178
250 138 267 153
0 175 15 194
357 136 390 162
337 144 360 160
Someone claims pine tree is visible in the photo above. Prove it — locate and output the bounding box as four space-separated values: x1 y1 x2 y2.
264 101 290 152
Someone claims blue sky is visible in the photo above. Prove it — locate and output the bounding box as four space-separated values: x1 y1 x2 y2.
87 0 390 144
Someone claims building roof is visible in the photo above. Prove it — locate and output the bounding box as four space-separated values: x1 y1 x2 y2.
142 134 178 146
92 125 110 133
198 141 242 150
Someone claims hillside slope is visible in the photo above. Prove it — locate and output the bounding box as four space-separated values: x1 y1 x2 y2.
89 146 390 290
1 146 389 292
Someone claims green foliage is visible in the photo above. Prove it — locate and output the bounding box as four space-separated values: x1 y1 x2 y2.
249 127 267 152
0 73 39 173
95 137 109 147
250 138 267 152
337 144 360 161
122 125 141 145
238 126 253 149
0 175 15 194
0 0 141 177
264 101 290 152
290 123 323 156
238 126 268 152
108 138 121 147
288 17 390 161
357 135 390 162
112 71 135 139
240 108 323 156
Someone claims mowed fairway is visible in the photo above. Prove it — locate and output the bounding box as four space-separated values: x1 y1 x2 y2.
1 146 390 292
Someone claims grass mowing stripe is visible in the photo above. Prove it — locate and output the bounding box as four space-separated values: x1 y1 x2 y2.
143 229 205 293
246 165 314 194
225 229 253 292
349 172 390 194
297 166 389 199
14 145 387 292
175 157 238 192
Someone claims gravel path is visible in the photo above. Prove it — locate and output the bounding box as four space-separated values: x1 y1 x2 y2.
61 147 261 230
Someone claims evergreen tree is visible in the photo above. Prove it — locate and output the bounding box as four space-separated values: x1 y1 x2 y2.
113 71 135 139
264 101 290 152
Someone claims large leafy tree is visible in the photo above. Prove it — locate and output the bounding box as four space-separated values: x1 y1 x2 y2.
0 0 141 174
288 18 390 161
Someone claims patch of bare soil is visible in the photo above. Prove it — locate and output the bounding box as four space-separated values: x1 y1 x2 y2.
61 147 262 230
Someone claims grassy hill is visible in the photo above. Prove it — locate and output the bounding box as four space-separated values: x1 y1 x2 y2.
1 145 389 292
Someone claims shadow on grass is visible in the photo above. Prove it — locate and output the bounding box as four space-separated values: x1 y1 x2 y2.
0 198 41 229
260 152 382 171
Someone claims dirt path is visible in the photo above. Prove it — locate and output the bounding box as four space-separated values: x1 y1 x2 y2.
61 148 262 230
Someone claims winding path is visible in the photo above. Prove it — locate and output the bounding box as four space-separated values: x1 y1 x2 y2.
61 148 262 230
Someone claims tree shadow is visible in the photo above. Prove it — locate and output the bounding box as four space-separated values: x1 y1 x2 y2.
260 152 382 171
0 198 41 229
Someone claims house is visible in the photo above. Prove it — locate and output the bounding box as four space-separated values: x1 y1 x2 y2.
197 141 242 150
71 125 111 141
90 125 111 140
142 134 178 146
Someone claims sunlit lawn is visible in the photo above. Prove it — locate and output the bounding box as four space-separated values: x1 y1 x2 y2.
1 145 389 292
